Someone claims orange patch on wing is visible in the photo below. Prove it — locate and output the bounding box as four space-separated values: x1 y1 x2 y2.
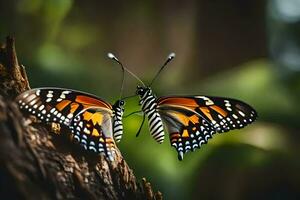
92 129 100 137
56 100 71 111
83 111 93 121
91 113 103 125
210 105 227 117
83 112 103 125
70 103 79 113
171 112 189 126
76 95 111 109
159 97 198 107
182 129 189 138
199 107 213 121
189 114 199 124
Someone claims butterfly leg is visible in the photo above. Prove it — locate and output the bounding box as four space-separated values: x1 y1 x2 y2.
136 114 145 137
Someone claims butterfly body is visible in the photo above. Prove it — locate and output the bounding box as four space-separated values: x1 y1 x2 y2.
112 100 125 143
136 86 257 160
137 87 165 143
16 88 124 161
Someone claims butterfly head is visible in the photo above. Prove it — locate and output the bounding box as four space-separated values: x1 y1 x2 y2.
113 99 125 113
118 99 125 107
136 85 152 97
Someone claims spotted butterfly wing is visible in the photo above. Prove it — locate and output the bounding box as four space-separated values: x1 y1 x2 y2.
16 88 119 161
157 96 257 160
71 107 116 160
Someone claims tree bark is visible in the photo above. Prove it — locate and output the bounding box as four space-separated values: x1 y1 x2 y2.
0 37 162 200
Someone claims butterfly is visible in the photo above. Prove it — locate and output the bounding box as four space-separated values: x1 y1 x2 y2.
15 54 127 161
123 53 257 160
16 88 125 161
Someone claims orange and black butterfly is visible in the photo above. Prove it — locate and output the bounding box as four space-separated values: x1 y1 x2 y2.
123 53 257 160
15 54 126 161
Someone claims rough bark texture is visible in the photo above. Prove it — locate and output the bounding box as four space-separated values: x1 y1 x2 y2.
0 37 162 200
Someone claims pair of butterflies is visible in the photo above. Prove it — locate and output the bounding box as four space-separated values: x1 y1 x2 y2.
16 53 257 161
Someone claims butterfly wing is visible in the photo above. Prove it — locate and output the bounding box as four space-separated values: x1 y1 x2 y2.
157 96 257 160
16 88 112 125
71 107 116 161
16 88 117 160
158 108 215 160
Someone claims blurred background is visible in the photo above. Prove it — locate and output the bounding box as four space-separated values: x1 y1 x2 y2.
1 0 300 199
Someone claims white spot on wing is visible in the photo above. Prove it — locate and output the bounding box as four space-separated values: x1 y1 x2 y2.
36 90 41 96
60 94 66 99
62 90 71 94
195 96 214 105
238 110 246 117
39 105 45 111
23 93 29 98
29 99 37 105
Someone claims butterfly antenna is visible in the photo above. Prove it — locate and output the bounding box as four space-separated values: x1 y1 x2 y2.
149 52 175 87
107 53 126 99
108 53 146 88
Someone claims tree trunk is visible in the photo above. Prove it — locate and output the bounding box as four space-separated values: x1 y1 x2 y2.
0 37 162 200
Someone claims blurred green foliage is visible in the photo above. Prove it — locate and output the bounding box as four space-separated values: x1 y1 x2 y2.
1 0 300 199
